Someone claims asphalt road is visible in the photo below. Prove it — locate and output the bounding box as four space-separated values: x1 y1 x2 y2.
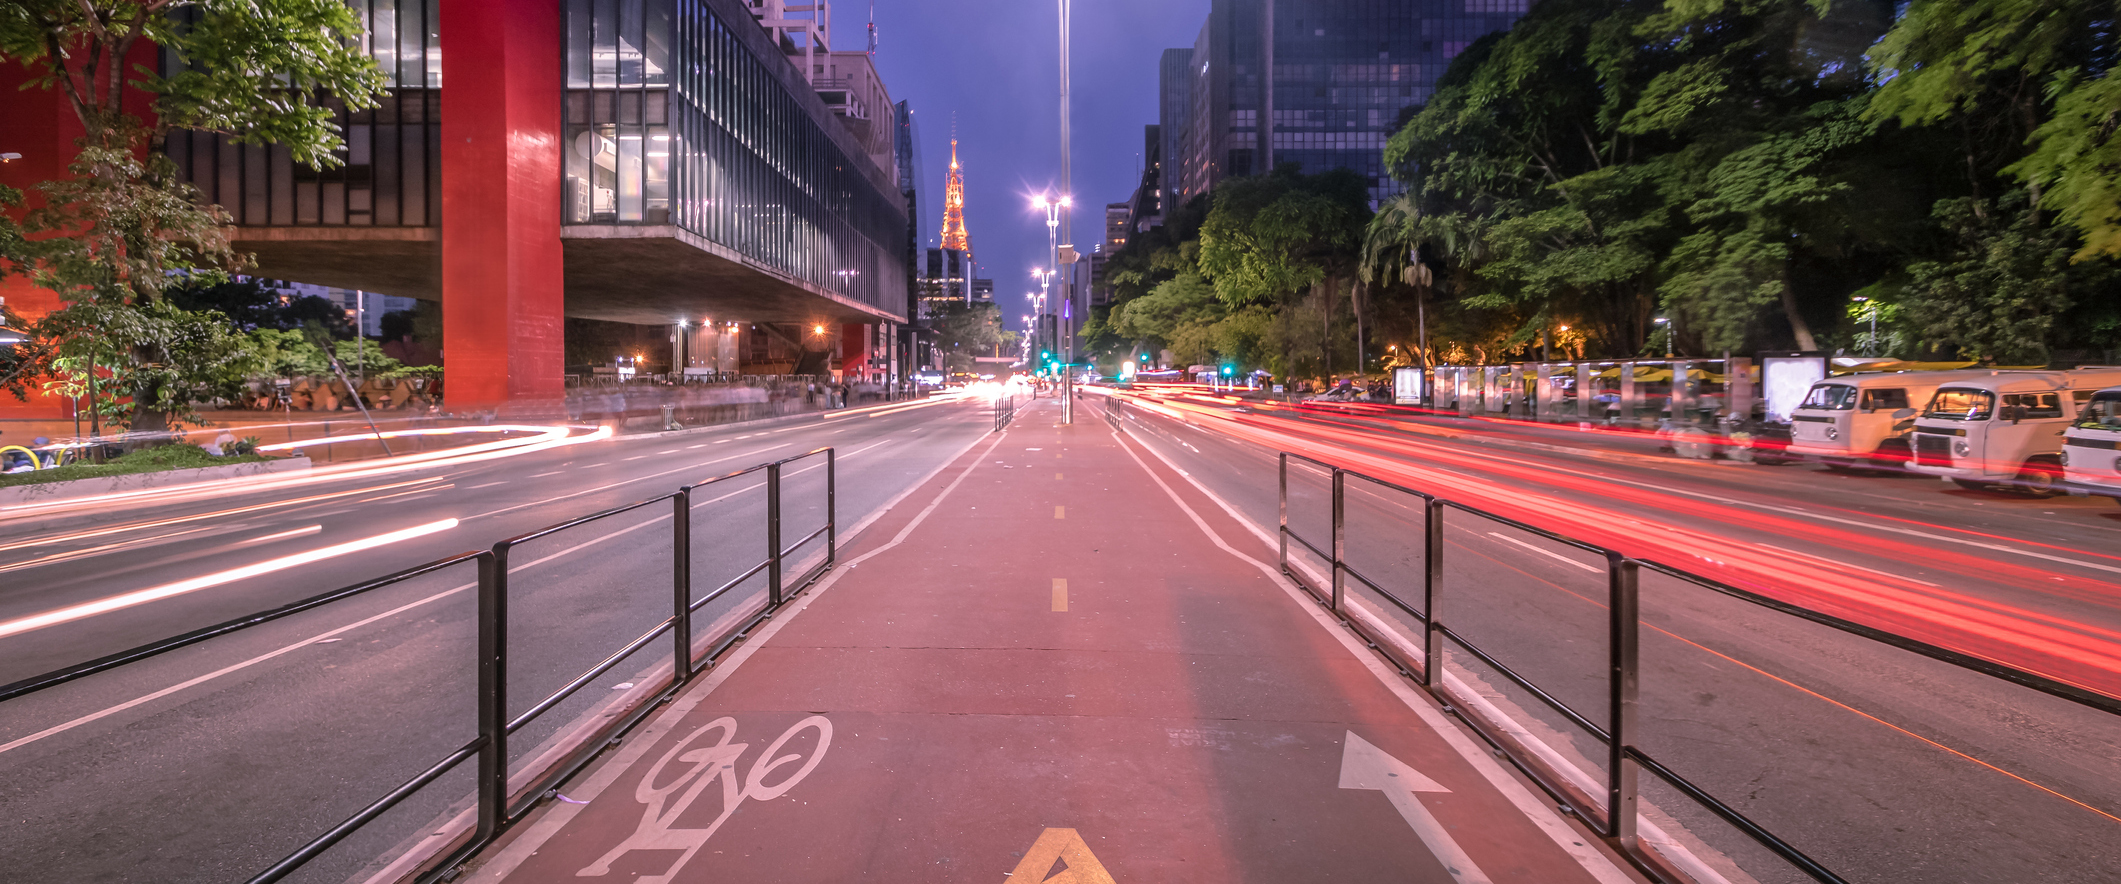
0 394 998 884
1100 391 2121 884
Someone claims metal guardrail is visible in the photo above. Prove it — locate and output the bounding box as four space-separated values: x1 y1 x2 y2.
994 392 1019 432
0 447 837 884
1273 451 2121 884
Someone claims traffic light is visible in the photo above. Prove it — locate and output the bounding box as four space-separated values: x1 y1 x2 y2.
1221 364 1234 376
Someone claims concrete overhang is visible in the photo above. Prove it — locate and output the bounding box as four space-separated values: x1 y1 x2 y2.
233 226 441 300
560 225 904 326
229 224 904 327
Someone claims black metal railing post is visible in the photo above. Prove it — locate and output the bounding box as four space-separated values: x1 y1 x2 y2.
1422 498 1444 686
826 448 838 566
766 461 784 606
673 489 693 683
1606 553 1640 843
1331 468 1346 614
476 545 508 842
1277 453 1290 575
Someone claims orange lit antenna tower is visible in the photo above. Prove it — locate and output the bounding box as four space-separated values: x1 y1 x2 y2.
939 138 971 256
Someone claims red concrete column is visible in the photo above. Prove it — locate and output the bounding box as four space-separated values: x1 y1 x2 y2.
840 323 869 381
439 0 565 412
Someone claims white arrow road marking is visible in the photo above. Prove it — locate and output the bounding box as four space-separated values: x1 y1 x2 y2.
1340 731 1495 884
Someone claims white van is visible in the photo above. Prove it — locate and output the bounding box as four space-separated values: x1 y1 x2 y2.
1787 371 1989 467
1908 368 2121 493
2061 385 2121 504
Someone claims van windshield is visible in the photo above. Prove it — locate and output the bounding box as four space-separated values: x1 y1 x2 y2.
1925 388 1994 421
1799 384 1857 410
2075 392 2121 430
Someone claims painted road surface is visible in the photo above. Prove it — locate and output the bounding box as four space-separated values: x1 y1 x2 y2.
459 398 1643 883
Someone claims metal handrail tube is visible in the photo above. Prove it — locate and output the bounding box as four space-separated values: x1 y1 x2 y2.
1606 553 1640 842
766 462 783 606
495 492 679 551
1435 622 1610 741
1282 527 1332 563
689 557 775 612
1340 468 1435 504
672 492 693 687
476 548 507 843
244 737 485 884
779 522 832 559
506 614 680 734
1339 562 1426 623
1437 498 1611 558
0 550 488 703
1624 747 1851 884
1630 557 2121 718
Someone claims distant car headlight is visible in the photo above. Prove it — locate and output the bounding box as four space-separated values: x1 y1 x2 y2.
1824 426 1839 441
1953 439 1971 457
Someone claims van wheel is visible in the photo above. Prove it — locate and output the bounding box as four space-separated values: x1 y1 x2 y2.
2014 457 2063 496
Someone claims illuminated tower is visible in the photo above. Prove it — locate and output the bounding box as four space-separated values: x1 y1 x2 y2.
939 138 971 256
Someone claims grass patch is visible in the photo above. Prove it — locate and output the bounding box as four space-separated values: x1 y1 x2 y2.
0 445 276 489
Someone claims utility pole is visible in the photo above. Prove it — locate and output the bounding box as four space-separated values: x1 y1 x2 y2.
1057 0 1074 424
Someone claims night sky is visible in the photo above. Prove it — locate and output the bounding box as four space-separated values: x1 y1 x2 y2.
868 0 1211 328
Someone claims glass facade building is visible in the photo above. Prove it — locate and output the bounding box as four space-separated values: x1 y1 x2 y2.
165 0 907 322
562 0 906 316
165 0 443 227
1172 0 1525 205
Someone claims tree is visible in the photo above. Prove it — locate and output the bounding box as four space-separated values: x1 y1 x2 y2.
928 301 1004 371
165 277 355 337
0 0 385 431
1197 167 1370 379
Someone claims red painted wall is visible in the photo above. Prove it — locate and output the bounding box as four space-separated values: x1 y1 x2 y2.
439 0 566 412
0 44 159 420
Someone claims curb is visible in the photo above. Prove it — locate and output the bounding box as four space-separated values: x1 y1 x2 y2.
0 456 314 509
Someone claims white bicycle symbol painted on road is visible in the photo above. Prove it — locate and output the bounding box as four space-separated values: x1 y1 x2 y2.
577 714 832 881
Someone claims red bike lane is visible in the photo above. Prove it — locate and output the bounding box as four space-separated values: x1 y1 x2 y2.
461 397 1643 883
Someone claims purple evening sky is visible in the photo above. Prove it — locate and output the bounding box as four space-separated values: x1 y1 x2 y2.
868 0 1211 329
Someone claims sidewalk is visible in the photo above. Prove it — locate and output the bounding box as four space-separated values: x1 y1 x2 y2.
457 397 1646 883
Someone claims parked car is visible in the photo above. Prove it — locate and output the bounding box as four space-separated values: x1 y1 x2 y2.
1786 370 1991 468
2061 384 2121 505
1907 368 2121 494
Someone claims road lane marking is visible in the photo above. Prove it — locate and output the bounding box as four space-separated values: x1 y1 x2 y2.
1052 578 1068 612
0 519 461 641
233 525 324 547
0 517 460 640
1485 532 1601 574
687 444 708 449
1341 731 1493 884
467 481 510 489
1008 829 1115 884
577 716 833 880
0 478 444 556
529 470 567 478
1759 544 1941 587
1056 472 1063 479
0 508 694 756
624 455 650 461
359 483 455 504
1055 506 1066 519
1108 426 1640 884
658 449 680 454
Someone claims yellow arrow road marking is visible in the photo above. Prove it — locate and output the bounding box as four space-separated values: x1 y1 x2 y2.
1008 827 1114 883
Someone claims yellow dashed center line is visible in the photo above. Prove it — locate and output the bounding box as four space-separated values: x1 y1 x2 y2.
1054 506 1065 519
1051 578 1068 612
